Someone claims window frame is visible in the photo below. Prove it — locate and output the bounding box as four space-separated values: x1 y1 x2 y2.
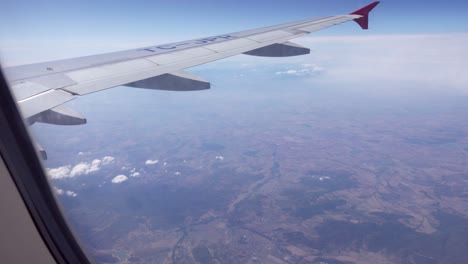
0 68 91 264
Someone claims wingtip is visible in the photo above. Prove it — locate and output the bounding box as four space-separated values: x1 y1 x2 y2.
350 1 380 30
351 1 380 16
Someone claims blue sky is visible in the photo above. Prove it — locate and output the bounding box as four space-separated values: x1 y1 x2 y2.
0 0 467 67
1 0 468 43
0 0 467 95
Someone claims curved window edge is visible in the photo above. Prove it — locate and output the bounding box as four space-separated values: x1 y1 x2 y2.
0 67 91 264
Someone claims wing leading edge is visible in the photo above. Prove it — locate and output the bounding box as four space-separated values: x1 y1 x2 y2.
4 2 380 158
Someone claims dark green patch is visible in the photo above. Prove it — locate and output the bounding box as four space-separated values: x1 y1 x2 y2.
313 258 354 264
434 182 468 198
406 137 459 145
294 199 346 219
280 170 354 219
233 194 266 218
369 212 412 222
192 245 214 264
271 161 281 178
314 212 468 263
201 142 225 151
282 231 315 247
243 150 258 157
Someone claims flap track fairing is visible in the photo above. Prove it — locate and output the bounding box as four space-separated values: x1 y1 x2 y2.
125 71 210 91
243 41 310 57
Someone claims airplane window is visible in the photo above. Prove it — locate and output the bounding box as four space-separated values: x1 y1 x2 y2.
2 1 468 263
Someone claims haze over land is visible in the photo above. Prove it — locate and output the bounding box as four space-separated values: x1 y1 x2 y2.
32 34 468 263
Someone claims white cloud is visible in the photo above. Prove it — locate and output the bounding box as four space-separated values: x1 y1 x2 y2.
194 34 468 93
130 172 141 177
70 159 100 177
47 156 115 179
145 159 159 165
66 190 78 197
48 166 71 179
53 187 64 195
102 156 115 165
275 64 324 76
112 175 128 184
215 156 225 161
53 187 77 197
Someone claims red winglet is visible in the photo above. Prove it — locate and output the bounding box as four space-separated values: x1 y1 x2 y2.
350 1 380 30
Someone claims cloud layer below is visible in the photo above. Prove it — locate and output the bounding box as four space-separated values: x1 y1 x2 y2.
275 64 324 76
297 34 468 92
53 187 78 197
48 156 115 180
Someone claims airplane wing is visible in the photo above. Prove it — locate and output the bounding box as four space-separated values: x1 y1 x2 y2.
4 2 380 126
